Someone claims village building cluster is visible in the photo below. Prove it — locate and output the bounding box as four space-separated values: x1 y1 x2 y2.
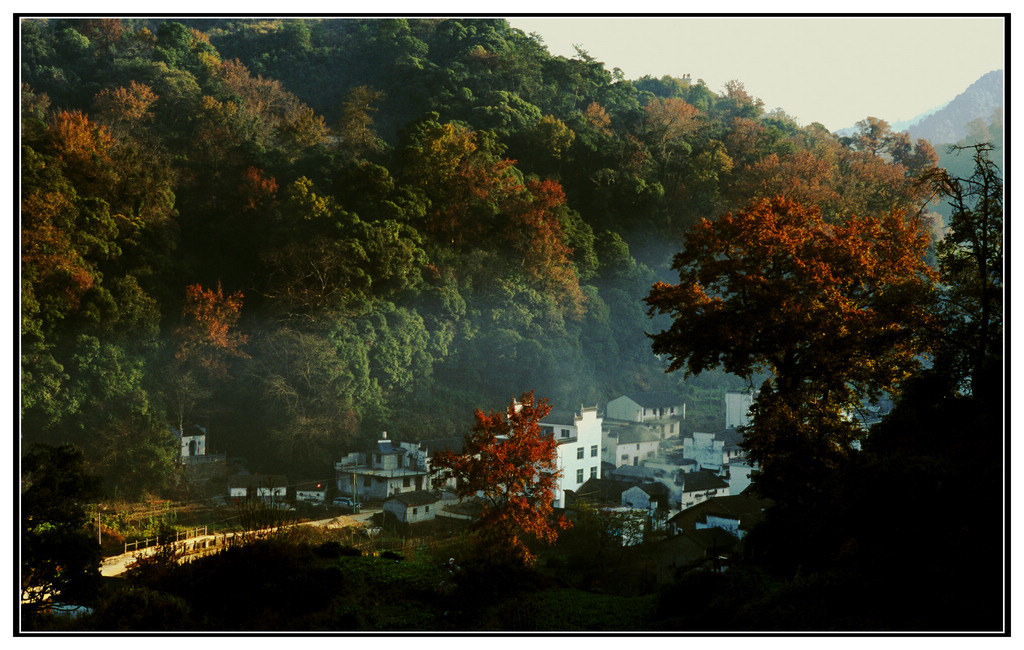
176 387 884 573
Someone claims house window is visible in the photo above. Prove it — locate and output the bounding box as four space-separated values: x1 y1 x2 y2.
425 505 429 513
590 466 598 479
670 423 675 434
403 477 411 487
670 406 675 414
375 453 381 463
577 447 584 459
591 445 598 457
413 507 418 515
576 469 584 483
636 444 641 450
621 454 629 461
363 477 371 488
560 429 570 438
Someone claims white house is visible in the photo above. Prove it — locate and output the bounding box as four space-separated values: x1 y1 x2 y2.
603 423 662 467
228 474 287 503
383 490 440 524
607 391 686 423
724 391 755 429
725 459 757 495
335 435 432 501
621 483 669 511
678 470 730 510
172 424 207 463
539 406 603 508
682 429 745 471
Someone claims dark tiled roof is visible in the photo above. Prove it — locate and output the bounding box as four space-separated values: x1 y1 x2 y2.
637 482 670 499
541 409 577 427
618 427 661 445
387 490 440 506
668 494 771 530
681 470 729 493
716 428 745 449
575 477 632 503
610 465 663 481
624 390 685 408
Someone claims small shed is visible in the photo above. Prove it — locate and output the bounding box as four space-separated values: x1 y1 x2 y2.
383 490 440 524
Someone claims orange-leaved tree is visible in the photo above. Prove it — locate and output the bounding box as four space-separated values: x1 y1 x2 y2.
431 391 570 565
646 196 936 503
174 282 249 376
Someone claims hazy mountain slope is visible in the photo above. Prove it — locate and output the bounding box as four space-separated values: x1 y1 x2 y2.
908 69 1002 144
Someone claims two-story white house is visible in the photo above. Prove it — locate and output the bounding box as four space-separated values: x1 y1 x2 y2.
605 391 686 438
538 406 603 508
335 435 431 502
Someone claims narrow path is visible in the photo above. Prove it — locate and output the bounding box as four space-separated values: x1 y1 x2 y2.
100 509 380 577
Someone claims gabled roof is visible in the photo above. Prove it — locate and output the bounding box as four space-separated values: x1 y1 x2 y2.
620 390 685 408
171 424 207 438
680 470 729 493
716 428 744 449
575 477 632 503
668 493 772 530
610 465 664 481
618 427 661 445
541 409 577 427
387 490 439 506
635 482 670 499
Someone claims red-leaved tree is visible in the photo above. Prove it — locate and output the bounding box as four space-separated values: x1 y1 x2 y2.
431 391 570 565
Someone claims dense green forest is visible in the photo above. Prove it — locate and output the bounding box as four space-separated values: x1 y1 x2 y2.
20 17 942 495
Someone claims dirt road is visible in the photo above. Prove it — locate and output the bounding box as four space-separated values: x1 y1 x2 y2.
100 509 379 577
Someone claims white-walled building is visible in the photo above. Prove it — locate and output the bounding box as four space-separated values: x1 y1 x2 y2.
678 470 730 510
603 423 661 468
228 474 287 503
682 429 745 471
606 391 685 438
383 490 440 524
724 391 755 429
539 406 603 508
295 481 327 504
335 435 431 501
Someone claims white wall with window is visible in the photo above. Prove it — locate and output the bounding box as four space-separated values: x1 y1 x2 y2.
541 406 603 508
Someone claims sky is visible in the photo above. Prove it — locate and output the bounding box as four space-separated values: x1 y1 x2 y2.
506 17 1005 132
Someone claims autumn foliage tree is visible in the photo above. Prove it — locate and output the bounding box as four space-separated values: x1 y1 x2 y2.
174 282 248 375
430 391 570 565
646 197 936 503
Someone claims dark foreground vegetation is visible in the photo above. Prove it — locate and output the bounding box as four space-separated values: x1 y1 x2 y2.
21 17 1003 632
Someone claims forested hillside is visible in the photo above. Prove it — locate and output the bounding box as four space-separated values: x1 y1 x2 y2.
21 18 938 496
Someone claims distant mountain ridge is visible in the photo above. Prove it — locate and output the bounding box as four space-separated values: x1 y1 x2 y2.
834 70 1002 142
907 70 1002 144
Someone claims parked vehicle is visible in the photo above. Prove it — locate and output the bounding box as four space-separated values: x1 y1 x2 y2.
333 497 360 508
